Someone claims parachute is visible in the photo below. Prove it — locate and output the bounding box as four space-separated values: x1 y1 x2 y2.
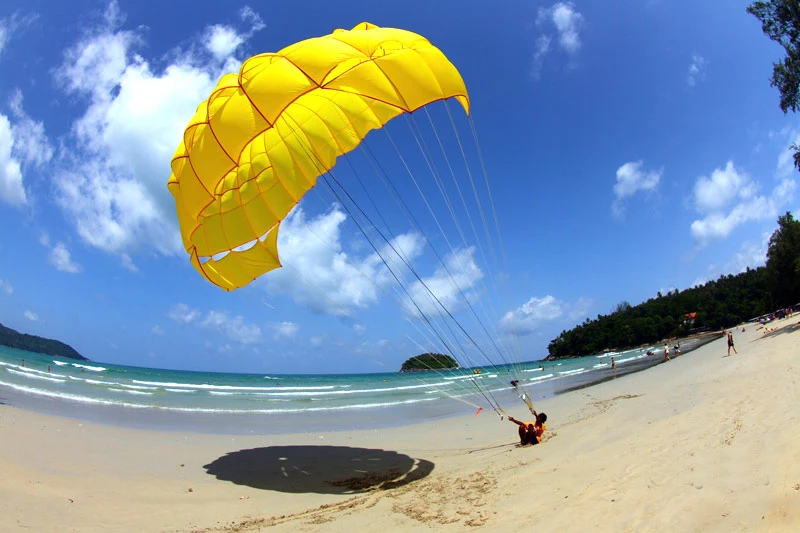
168 22 537 419
168 22 469 291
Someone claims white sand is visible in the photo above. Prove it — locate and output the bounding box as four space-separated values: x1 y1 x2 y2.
2 318 799 532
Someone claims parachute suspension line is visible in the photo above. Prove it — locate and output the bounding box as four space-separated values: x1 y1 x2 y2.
401 331 492 410
417 110 526 380
358 132 502 372
401 323 505 415
468 115 509 271
406 112 523 378
318 172 503 415
276 192 477 397
462 114 531 385
443 101 501 282
422 107 491 291
387 117 527 397
276 111 504 415
444 103 529 382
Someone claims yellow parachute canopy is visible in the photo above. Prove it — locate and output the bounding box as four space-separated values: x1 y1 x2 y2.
168 22 470 291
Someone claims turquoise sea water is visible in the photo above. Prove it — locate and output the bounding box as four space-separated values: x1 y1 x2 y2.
0 338 710 433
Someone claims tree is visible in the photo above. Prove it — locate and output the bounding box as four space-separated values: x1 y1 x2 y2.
748 0 800 171
766 211 800 306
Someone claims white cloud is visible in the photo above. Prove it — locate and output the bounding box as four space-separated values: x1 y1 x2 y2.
201 310 262 344
693 161 754 213
49 242 83 273
151 325 164 335
501 295 565 336
690 160 795 244
205 6 264 61
550 3 584 53
263 206 426 316
0 115 24 205
0 91 52 207
725 233 770 273
0 278 12 294
24 310 38 321
612 161 662 217
402 247 483 317
272 321 299 339
533 2 584 77
0 12 38 59
531 36 552 79
353 323 367 336
169 302 262 344
52 2 264 264
0 21 7 56
687 55 706 87
168 303 201 324
310 336 323 347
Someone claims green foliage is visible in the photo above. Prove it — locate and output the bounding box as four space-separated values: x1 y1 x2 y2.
400 352 458 372
547 268 770 358
766 211 800 306
0 322 87 360
748 0 800 170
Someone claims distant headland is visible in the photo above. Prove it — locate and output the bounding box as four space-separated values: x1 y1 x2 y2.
0 322 88 361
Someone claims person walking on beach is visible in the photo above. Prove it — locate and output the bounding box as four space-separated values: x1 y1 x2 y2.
727 330 738 356
664 344 670 361
508 412 547 446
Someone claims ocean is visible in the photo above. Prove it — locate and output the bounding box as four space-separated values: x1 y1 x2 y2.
0 336 714 434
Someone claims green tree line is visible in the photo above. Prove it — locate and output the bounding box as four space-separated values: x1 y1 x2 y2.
548 213 800 358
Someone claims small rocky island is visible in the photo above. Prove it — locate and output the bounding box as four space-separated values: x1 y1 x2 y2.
0 322 87 360
400 352 458 372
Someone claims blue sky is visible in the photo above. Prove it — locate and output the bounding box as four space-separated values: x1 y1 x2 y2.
0 0 797 374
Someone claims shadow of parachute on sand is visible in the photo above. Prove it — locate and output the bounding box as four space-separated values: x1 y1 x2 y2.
204 445 434 495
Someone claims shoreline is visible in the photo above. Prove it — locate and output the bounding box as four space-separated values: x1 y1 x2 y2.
0 334 719 436
2 318 799 532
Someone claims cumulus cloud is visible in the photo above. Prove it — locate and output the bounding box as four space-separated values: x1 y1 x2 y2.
402 247 483 318
612 161 662 217
501 295 565 336
501 295 593 336
49 242 83 273
0 90 53 207
687 55 706 87
51 2 264 267
204 8 264 61
262 206 426 316
532 2 584 77
690 160 795 244
24 310 38 321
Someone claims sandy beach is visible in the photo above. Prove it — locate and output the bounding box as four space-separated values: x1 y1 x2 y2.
2 318 799 532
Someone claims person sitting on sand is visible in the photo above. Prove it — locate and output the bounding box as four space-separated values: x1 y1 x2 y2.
508 412 547 446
